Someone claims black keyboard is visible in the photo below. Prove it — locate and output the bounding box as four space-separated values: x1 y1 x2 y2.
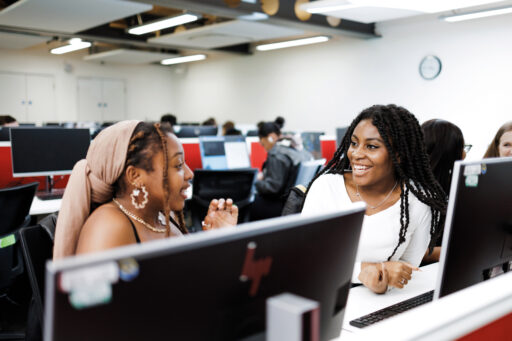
36 192 64 200
349 290 434 328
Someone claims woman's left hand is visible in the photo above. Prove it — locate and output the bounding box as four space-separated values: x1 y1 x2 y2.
202 198 238 230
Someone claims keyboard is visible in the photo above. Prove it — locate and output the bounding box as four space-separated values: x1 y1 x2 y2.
349 290 434 328
36 192 64 200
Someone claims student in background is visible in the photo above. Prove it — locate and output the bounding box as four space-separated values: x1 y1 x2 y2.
421 119 467 263
202 117 217 126
53 121 237 259
0 115 19 127
160 113 177 130
250 118 311 221
302 105 446 294
484 121 512 158
222 121 241 136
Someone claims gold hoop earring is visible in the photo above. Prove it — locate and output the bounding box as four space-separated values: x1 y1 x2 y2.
131 185 149 210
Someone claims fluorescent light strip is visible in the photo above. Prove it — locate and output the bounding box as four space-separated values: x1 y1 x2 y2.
161 54 206 65
256 36 330 51
306 4 360 14
50 39 91 55
128 14 199 35
442 6 512 22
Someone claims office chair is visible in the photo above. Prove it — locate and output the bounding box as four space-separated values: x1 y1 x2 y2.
294 159 325 187
189 169 258 232
19 225 54 340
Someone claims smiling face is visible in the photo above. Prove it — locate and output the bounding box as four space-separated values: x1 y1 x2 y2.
141 134 193 212
498 130 512 157
347 119 396 188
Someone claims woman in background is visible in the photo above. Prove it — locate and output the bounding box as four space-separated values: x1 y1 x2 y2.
54 121 237 259
484 121 512 158
421 119 467 263
302 105 446 294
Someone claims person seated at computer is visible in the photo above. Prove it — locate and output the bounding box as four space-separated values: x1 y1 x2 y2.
302 105 447 294
53 121 238 259
250 119 312 221
160 113 177 130
222 120 242 136
0 115 19 127
421 119 467 264
483 121 512 158
202 117 217 126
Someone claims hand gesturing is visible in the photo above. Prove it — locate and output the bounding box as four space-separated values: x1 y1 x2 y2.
202 198 238 230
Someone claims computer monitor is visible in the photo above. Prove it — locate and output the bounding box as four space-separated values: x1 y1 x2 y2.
0 127 10 142
199 136 227 170
301 132 325 159
336 127 348 148
435 157 512 299
45 205 366 341
225 135 251 169
10 128 90 177
175 125 218 138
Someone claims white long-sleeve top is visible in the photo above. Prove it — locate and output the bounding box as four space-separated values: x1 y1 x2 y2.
302 173 432 283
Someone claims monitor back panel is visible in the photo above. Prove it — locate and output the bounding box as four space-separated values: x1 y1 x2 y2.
46 209 365 341
437 158 512 298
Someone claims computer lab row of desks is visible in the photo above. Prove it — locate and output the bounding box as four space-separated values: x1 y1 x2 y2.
29 195 512 340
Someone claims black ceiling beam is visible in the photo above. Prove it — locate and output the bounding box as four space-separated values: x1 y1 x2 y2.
139 0 378 39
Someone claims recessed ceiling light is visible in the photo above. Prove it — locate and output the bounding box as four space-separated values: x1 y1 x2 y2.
128 14 200 35
50 38 91 55
256 36 330 51
442 6 512 22
161 54 207 65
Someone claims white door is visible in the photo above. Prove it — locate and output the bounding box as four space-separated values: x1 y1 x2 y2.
102 79 126 122
0 72 27 122
26 74 56 124
77 78 102 122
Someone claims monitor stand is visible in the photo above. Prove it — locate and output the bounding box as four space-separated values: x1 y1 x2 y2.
36 175 65 200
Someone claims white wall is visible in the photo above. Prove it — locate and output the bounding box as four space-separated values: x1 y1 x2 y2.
0 47 179 123
172 13 512 159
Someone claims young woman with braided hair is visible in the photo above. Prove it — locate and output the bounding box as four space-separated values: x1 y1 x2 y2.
54 121 237 258
302 105 446 294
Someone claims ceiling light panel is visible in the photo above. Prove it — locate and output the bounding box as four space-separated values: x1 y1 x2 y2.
128 14 200 35
0 0 152 34
149 20 304 49
84 49 180 64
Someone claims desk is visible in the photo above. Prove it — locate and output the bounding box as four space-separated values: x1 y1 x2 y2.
334 263 438 339
29 196 62 216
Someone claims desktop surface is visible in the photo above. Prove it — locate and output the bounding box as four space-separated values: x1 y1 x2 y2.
45 207 365 341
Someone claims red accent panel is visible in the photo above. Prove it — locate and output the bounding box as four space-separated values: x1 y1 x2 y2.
320 139 337 165
240 245 272 297
182 142 202 171
250 142 267 171
0 146 45 190
457 312 512 341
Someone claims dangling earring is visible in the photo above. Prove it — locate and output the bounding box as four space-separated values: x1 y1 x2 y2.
131 184 149 209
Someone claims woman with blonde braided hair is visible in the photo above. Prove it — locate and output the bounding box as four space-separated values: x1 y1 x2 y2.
54 121 237 259
302 105 446 294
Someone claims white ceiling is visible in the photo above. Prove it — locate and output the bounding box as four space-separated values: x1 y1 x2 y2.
0 0 153 34
0 31 49 49
300 0 509 23
83 49 179 64
149 20 305 49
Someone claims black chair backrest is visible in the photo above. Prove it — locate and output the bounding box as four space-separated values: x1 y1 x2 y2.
0 182 38 236
189 169 258 231
19 225 54 325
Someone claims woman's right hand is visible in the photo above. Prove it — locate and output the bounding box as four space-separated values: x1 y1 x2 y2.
358 263 388 294
383 261 418 289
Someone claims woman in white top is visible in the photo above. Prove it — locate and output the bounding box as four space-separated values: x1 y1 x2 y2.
302 105 446 294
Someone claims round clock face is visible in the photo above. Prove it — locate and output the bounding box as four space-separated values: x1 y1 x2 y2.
419 55 442 80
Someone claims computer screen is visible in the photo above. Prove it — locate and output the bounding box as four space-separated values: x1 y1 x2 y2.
435 157 512 299
175 125 218 138
199 136 227 170
225 135 250 169
45 205 365 341
301 132 325 159
336 127 349 148
10 128 90 177
0 127 10 142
